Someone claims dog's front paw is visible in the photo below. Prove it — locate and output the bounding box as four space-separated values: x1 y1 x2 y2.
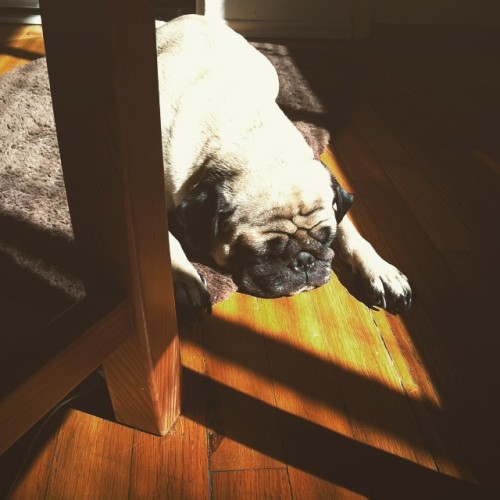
173 269 212 325
359 259 412 314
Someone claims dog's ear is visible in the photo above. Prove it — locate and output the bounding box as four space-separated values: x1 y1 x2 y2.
176 179 233 255
331 175 354 223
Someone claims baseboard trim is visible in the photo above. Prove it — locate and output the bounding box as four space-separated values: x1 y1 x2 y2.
224 19 354 40
373 22 500 36
0 7 40 24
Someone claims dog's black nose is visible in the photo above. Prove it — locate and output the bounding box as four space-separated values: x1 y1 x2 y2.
293 251 315 271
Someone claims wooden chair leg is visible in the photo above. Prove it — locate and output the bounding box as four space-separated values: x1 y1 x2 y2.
39 0 180 435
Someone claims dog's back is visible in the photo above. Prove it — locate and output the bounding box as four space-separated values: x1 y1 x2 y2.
156 15 281 208
157 15 277 94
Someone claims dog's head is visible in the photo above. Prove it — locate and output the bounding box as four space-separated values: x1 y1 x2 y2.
176 161 353 298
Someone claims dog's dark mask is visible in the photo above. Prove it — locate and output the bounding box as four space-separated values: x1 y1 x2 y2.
176 174 353 298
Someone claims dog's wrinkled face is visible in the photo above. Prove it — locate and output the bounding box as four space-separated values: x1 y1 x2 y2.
176 163 353 298
228 215 335 297
224 204 338 297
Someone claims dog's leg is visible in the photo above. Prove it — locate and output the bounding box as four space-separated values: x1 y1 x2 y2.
333 217 412 313
169 232 211 323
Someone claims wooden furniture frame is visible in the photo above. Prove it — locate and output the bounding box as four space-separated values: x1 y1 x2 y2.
0 0 180 453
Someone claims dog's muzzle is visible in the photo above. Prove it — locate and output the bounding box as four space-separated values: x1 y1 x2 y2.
235 246 334 298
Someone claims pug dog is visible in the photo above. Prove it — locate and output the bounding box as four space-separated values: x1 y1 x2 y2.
157 15 412 318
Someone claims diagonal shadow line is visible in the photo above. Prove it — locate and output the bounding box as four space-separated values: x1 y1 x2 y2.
0 213 79 274
0 249 76 310
0 45 44 62
182 315 440 453
0 213 84 309
182 368 485 499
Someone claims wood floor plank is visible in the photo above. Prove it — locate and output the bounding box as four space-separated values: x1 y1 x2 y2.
44 409 134 499
442 249 496 298
129 411 209 499
128 323 210 499
259 280 437 468
368 308 466 480
255 286 440 496
355 49 500 252
323 148 448 402
257 289 353 438
326 125 493 482
6 412 62 499
330 134 471 316
0 24 44 74
212 468 292 499
374 105 499 251
321 148 475 479
342 111 478 253
397 79 500 302
324 142 475 378
340 190 480 470
355 32 500 153
201 294 286 471
287 468 367 499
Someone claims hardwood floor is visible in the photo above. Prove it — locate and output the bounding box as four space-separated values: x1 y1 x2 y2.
0 24 43 74
1 23 498 498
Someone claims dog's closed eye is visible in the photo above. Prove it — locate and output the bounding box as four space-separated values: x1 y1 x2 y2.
266 236 286 255
312 226 334 245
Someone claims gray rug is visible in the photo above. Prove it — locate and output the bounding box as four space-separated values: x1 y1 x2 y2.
0 44 330 312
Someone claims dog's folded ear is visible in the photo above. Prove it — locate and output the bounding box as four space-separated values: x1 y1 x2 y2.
331 175 354 223
176 178 233 255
